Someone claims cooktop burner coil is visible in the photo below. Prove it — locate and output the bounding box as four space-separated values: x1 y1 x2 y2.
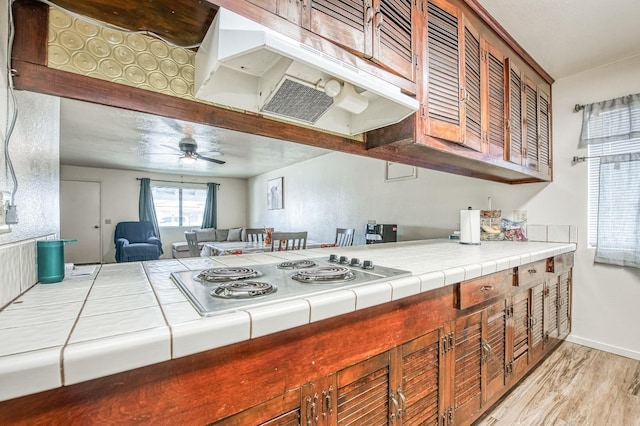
291 266 356 283
196 267 261 282
277 260 318 270
211 281 277 299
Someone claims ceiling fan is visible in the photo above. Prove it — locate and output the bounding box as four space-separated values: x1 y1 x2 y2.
160 119 226 165
174 136 226 165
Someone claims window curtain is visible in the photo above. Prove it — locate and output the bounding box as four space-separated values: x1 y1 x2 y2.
595 153 640 268
138 178 163 254
201 182 218 229
579 92 640 148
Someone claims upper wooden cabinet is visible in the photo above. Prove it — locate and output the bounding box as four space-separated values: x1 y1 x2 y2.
306 0 415 80
247 0 416 81
368 0 554 184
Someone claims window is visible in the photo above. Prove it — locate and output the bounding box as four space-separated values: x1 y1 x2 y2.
587 138 640 247
582 93 640 267
152 185 207 228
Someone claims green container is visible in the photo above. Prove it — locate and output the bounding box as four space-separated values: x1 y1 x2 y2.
37 239 77 284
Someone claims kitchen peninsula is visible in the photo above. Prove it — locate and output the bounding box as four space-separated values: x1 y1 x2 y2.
0 239 575 425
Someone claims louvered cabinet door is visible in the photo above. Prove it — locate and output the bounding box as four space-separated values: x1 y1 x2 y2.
529 282 545 363
304 0 370 58
510 291 530 381
398 329 443 426
484 300 507 404
544 276 560 345
373 0 414 80
461 17 482 152
336 351 391 425
538 88 552 178
452 311 483 423
483 41 506 159
505 58 524 166
218 389 302 425
557 271 572 339
523 77 540 171
424 0 464 143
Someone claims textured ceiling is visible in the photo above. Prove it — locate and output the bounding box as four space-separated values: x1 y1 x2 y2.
477 0 640 79
59 99 332 178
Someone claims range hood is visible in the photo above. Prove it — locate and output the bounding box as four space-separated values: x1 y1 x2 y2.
194 8 419 136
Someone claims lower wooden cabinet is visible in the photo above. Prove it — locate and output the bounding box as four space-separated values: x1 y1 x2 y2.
336 327 444 425
216 255 573 426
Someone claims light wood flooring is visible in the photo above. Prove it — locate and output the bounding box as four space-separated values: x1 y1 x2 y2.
475 341 640 426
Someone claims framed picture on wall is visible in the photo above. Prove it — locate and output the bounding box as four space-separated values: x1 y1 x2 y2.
267 177 284 210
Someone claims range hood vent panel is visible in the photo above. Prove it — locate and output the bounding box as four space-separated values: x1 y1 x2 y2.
262 77 334 124
195 8 419 136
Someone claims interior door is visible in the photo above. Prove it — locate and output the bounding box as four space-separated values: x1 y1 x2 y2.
60 179 101 264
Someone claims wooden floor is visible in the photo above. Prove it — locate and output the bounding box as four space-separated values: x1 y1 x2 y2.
475 341 640 426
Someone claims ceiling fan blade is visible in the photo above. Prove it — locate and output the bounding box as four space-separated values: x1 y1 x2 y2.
160 144 181 152
197 154 226 165
161 117 186 135
198 150 224 157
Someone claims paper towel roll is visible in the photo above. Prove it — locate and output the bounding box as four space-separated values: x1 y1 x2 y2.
460 209 481 245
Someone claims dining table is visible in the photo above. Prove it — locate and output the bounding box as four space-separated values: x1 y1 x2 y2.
200 240 327 256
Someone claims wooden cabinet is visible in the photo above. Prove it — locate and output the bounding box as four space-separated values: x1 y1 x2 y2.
247 0 416 81
506 61 552 178
423 0 464 144
305 0 415 80
365 0 555 184
450 299 507 423
336 328 444 425
422 0 507 154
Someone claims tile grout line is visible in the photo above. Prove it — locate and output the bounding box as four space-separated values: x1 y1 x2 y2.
59 264 102 386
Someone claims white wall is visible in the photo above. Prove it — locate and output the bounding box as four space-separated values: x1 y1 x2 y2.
0 0 60 308
60 166 248 263
248 55 640 360
550 55 640 360
248 152 546 245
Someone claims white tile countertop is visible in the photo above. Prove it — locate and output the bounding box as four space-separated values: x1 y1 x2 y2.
0 239 576 402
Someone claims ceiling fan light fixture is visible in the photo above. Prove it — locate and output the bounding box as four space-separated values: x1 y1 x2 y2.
180 153 197 164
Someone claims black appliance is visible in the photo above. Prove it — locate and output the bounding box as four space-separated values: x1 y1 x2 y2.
365 223 397 244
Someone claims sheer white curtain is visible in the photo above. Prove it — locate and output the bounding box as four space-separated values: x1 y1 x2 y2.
580 93 640 268
595 153 640 267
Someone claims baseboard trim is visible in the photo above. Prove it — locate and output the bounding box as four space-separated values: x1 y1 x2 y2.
567 334 640 360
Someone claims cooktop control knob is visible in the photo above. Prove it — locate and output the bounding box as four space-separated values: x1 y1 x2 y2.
339 256 349 264
350 258 361 266
329 254 338 262
362 260 374 269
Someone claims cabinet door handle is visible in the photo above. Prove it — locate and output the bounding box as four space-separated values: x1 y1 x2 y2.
305 396 312 426
389 392 400 423
481 340 491 364
366 4 374 23
323 386 333 417
397 387 406 417
480 285 494 292
528 268 537 274
375 10 384 29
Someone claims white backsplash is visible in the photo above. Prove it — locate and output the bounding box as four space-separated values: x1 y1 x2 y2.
0 235 57 309
526 225 578 243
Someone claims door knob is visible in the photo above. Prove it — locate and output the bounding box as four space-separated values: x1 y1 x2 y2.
94 225 100 229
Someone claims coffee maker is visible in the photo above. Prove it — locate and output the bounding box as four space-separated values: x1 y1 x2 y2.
365 223 398 244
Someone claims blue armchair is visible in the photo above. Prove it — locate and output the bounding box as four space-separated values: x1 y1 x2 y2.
114 221 163 262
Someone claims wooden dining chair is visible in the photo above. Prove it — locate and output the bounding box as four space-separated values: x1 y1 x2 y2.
335 228 355 246
245 227 274 243
270 231 307 251
184 231 200 257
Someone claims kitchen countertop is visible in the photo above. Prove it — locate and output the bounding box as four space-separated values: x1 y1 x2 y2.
0 239 576 402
